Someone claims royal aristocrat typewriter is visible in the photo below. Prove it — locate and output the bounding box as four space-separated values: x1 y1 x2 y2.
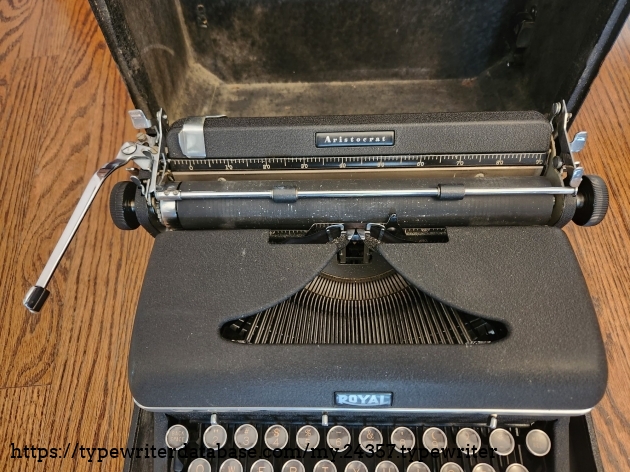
23 0 629 471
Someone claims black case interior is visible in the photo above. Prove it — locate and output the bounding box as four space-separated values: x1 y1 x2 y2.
89 0 630 121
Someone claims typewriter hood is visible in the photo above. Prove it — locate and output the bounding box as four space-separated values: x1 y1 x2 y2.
128 226 607 415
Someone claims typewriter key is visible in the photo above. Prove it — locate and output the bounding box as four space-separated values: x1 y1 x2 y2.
296 425 320 451
189 458 212 472
221 459 244 472
375 461 399 472
505 465 529 472
345 461 368 472
251 459 274 472
525 429 551 457
265 425 289 450
204 424 228 450
327 426 351 451
471 465 496 472
313 460 337 472
406 462 431 472
422 427 447 452
488 428 515 456
359 427 383 453
391 427 415 453
455 428 481 455
234 424 258 450
440 464 463 472
282 460 306 472
165 424 189 450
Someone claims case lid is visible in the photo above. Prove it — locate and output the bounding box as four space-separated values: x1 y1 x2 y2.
90 0 630 121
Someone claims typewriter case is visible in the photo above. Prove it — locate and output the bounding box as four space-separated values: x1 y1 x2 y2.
86 0 629 471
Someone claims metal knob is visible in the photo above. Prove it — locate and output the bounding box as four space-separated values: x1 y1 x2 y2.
573 174 609 227
109 181 140 230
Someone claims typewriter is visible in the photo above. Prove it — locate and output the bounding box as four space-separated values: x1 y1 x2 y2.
24 101 608 472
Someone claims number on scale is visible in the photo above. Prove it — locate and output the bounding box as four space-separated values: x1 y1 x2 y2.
262 163 270 170
339 162 346 168
496 160 504 165
301 163 308 169
417 161 425 167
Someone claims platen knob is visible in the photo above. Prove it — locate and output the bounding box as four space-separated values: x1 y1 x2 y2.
573 175 609 227
109 181 140 230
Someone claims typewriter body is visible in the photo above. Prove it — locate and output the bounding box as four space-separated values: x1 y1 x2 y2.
23 0 627 469
25 104 609 472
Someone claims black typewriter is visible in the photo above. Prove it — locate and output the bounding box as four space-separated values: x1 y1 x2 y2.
23 0 627 470
24 105 608 472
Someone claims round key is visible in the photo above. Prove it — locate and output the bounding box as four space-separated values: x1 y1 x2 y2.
327 425 351 451
422 427 447 451
391 426 415 453
489 428 515 456
234 424 258 450
165 424 189 450
525 429 551 457
455 428 482 455
296 425 320 451
505 465 529 472
440 464 463 472
282 460 305 472
359 426 383 453
375 461 399 472
251 459 274 472
313 460 337 472
265 425 289 450
189 458 212 472
221 459 243 472
345 461 368 472
204 424 228 450
407 462 431 472
472 465 496 472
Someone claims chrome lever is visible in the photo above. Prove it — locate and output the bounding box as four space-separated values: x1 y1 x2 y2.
23 142 154 313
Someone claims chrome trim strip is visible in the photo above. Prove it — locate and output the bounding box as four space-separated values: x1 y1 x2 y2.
132 398 592 417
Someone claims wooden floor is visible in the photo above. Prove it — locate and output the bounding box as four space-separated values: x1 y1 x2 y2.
0 1 629 471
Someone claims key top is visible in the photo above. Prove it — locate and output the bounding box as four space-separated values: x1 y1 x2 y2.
472 465 496 472
455 428 481 455
375 461 399 472
345 461 368 472
189 458 212 472
296 425 320 451
265 425 289 450
327 425 351 451
221 459 244 472
234 424 258 450
489 428 515 456
165 425 189 450
391 427 415 453
282 460 306 472
204 425 228 450
359 427 383 453
505 465 529 472
313 460 337 472
525 429 551 457
251 459 274 472
407 462 430 472
440 463 463 472
422 427 447 452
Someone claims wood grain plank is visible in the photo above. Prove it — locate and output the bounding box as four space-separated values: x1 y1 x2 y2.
0 2 629 472
31 12 154 471
0 386 49 472
568 20 630 472
0 56 60 389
